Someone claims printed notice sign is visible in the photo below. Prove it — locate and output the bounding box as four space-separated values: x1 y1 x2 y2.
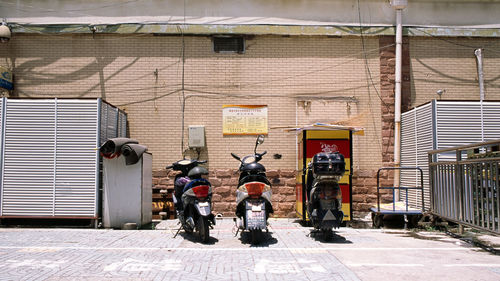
223 105 268 135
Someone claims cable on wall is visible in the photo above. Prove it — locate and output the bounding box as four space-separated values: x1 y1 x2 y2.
357 0 390 111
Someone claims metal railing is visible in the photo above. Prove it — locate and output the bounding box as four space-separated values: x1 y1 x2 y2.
428 140 500 234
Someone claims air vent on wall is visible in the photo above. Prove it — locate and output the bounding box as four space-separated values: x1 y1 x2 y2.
213 37 245 53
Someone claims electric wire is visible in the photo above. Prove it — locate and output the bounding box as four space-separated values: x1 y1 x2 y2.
357 0 384 155
410 28 500 54
357 0 390 111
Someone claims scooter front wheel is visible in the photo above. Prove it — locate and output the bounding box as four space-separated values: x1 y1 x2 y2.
198 216 210 243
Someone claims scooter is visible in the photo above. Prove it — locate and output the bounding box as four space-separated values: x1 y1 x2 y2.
305 152 345 240
231 135 273 244
166 159 215 243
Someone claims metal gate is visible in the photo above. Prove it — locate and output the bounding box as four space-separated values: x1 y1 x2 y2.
429 140 500 234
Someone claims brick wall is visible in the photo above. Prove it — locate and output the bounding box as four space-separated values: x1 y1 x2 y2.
3 33 499 219
1 34 382 173
410 37 500 107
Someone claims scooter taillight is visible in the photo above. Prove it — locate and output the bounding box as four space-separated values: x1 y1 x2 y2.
192 185 210 199
245 182 265 198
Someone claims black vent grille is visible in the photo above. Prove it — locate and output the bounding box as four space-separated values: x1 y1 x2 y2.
213 37 244 53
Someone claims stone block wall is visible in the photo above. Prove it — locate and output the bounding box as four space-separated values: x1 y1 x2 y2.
153 169 297 218
351 169 394 219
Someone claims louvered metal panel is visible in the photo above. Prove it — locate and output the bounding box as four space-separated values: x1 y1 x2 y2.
107 106 118 139
99 102 120 145
0 98 126 219
436 102 483 151
401 103 433 211
401 100 500 212
118 110 127 137
54 100 99 217
1 100 56 216
400 107 417 201
0 98 4 206
482 102 500 140
99 101 108 145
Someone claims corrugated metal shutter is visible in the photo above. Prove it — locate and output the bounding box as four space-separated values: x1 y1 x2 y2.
54 100 99 217
482 102 500 140
436 101 483 156
99 101 121 144
0 99 126 218
401 103 433 210
1 100 56 216
400 107 417 203
401 100 500 212
99 101 108 145
118 110 127 137
0 98 4 191
435 101 500 161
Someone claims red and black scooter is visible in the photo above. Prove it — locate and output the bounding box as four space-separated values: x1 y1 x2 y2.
231 135 273 244
305 152 345 240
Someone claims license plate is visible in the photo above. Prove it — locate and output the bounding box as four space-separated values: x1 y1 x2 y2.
252 205 262 212
199 202 209 207
246 209 265 229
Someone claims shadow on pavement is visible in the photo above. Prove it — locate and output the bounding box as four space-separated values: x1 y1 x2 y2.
309 231 353 244
238 231 278 247
178 231 220 245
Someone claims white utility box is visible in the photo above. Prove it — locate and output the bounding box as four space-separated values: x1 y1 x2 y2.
102 153 152 228
188 125 205 148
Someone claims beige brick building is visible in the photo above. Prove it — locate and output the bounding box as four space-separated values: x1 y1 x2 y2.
1 0 500 220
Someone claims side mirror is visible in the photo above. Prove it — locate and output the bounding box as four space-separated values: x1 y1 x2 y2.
254 134 265 154
257 134 265 145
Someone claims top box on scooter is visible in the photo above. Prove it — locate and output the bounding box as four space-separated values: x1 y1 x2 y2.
311 152 345 177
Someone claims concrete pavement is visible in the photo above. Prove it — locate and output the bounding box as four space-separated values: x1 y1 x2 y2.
0 218 499 280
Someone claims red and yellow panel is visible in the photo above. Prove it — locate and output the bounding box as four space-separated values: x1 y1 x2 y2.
296 129 352 222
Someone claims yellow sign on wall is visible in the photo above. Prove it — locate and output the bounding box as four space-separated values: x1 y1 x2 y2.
222 105 268 135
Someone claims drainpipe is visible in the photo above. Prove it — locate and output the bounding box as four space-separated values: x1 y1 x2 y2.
391 1 406 199
474 49 485 142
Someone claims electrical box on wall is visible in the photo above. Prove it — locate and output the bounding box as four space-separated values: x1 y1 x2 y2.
188 125 205 148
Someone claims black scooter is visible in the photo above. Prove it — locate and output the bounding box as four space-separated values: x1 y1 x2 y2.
231 135 273 244
166 159 215 243
305 152 345 240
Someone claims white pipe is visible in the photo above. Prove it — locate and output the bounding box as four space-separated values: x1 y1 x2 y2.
475 49 485 101
394 9 403 194
474 48 485 142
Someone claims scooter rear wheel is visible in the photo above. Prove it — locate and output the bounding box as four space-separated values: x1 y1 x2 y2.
323 229 334 241
250 229 262 244
198 216 210 243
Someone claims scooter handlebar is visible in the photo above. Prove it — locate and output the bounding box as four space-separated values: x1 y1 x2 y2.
260 151 267 157
165 165 174 169
197 160 207 164
231 153 241 161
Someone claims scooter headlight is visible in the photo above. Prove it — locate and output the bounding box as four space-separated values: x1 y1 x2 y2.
243 156 256 164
